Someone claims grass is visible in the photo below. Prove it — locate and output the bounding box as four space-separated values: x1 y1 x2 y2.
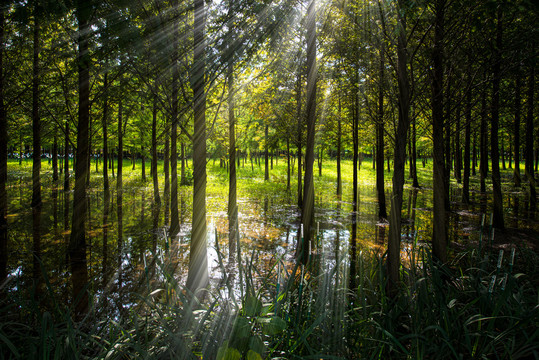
1 239 538 359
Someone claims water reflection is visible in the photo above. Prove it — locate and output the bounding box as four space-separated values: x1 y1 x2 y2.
3 166 538 315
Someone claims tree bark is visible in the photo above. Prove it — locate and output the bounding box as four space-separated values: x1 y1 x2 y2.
265 124 269 181
0 7 7 282
31 13 41 208
296 71 303 208
151 94 160 204
376 47 387 218
431 0 448 264
491 7 504 229
462 72 472 204
300 0 317 265
69 0 91 316
170 18 180 237
337 94 342 198
227 48 238 262
480 85 488 193
64 121 69 191
525 61 536 211
513 69 522 187
187 0 209 296
102 71 109 192
388 0 412 294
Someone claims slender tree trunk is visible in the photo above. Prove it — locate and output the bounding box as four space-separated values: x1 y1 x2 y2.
472 129 477 176
265 125 269 181
513 69 522 187
480 85 488 193
300 0 317 265
181 142 186 185
431 0 448 264
455 105 462 183
388 0 411 294
525 62 536 211
412 113 419 188
296 72 303 208
164 119 170 224
151 94 160 204
102 72 109 192
376 47 387 218
227 50 238 261
501 138 506 170
117 98 123 191
64 121 69 191
187 0 209 296
337 95 342 198
31 14 41 208
141 146 146 181
287 138 291 191
491 7 504 229
444 76 451 211
69 2 91 316
53 131 58 181
462 72 472 204
170 19 180 237
0 7 7 282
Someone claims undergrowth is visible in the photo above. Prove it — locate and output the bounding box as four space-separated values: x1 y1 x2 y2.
1 241 538 360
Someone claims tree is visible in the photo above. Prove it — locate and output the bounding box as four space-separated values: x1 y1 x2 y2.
186 0 209 296
0 6 7 283
69 0 92 316
300 0 317 265
430 0 448 263
387 0 412 293
490 5 504 229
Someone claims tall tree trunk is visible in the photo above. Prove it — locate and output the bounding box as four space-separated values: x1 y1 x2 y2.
462 71 472 204
376 47 387 218
179 142 185 185
412 112 419 187
337 95 342 198
151 94 160 204
480 85 488 193
187 0 209 296
444 76 451 211
64 121 69 191
296 71 303 208
388 0 411 294
117 98 123 191
513 69 522 187
431 0 448 264
102 72 109 192
265 124 269 181
300 0 317 265
164 119 170 225
31 13 41 208
53 131 58 181
491 7 504 229
69 1 91 316
227 48 238 262
0 7 7 282
525 62 536 211
455 105 462 183
170 19 180 237
141 146 146 181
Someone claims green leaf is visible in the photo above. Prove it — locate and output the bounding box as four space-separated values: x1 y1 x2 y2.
247 349 263 360
244 296 262 317
232 316 251 339
249 335 265 354
217 342 242 360
262 316 287 335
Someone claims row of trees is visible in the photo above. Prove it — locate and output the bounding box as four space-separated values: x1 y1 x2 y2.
0 0 537 304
